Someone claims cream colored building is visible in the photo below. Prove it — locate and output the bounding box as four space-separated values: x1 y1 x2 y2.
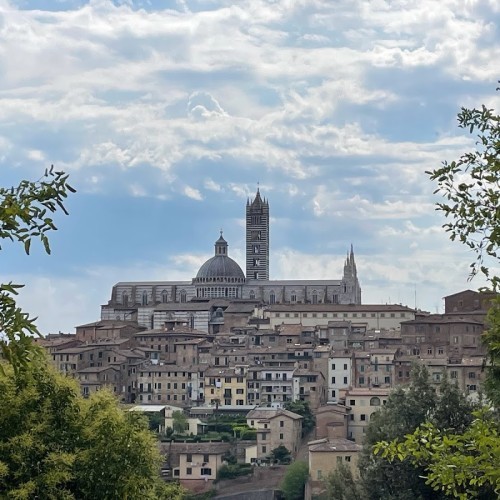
204 366 247 406
266 304 415 331
344 388 389 443
173 442 230 484
307 437 362 499
308 437 362 481
246 407 302 461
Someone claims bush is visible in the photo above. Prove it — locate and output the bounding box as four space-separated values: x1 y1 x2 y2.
217 464 253 481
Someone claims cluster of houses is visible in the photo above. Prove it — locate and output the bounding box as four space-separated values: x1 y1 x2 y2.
36 289 493 494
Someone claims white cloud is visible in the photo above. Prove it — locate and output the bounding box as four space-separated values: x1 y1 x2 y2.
183 185 203 201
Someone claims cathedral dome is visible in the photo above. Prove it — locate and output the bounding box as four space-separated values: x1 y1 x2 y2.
196 255 245 280
195 233 245 282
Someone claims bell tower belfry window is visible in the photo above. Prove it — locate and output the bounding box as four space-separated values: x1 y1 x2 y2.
246 187 269 280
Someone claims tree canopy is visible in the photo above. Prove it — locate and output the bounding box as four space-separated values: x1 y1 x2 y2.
0 167 75 375
280 461 309 500
372 87 500 499
0 170 184 499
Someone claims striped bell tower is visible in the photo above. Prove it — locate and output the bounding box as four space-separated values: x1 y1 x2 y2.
246 188 269 280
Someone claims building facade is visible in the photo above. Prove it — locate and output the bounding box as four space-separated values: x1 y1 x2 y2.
101 190 362 332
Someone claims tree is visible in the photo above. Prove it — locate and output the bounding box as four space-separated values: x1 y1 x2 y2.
0 170 184 499
269 445 292 464
280 460 309 500
427 95 499 290
325 461 366 500
359 365 443 500
172 410 188 434
0 361 184 499
284 400 315 435
0 167 75 375
372 90 500 499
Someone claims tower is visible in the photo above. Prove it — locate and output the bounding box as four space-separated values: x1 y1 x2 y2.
246 188 269 280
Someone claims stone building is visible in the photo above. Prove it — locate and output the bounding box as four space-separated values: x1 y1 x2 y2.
246 407 303 461
101 190 361 332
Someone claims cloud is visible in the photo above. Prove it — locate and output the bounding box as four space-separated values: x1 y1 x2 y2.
1 0 498 334
183 185 203 200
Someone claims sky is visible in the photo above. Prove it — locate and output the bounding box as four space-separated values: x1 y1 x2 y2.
1 0 499 334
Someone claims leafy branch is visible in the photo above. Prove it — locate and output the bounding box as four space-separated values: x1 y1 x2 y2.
0 167 75 375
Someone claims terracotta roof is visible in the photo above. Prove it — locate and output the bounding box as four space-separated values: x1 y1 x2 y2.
308 438 362 453
246 408 303 421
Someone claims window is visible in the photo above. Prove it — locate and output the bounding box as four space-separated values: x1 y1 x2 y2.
332 364 336 370
343 377 348 384
468 372 476 379
270 292 276 305
262 446 267 454
345 456 351 462
450 371 458 379
331 377 336 384
187 454 192 462
203 454 209 463
280 420 284 427
360 414 366 421
122 293 129 306
186 467 192 475
291 293 297 303
438 348 444 355
180 290 187 303
359 377 365 384
142 291 148 306
317 470 323 479
349 399 355 406
161 290 168 303
250 290 256 300
312 291 318 304
200 468 212 476
343 364 348 370
280 433 284 439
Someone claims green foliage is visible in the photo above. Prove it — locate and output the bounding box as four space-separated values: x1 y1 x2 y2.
147 411 165 432
325 461 366 500
427 94 499 290
482 296 500 408
360 365 476 499
269 445 292 464
284 400 315 435
280 461 309 500
380 87 500 499
0 361 184 499
239 428 257 440
0 168 75 376
374 408 500 499
222 451 237 465
217 463 253 481
172 410 188 434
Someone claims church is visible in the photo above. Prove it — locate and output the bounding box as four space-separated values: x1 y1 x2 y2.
101 190 361 331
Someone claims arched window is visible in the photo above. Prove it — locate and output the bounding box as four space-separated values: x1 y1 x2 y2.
180 290 187 303
142 291 148 306
249 290 256 300
269 291 276 305
161 290 168 303
370 397 381 406
122 293 129 306
312 291 318 304
189 314 195 329
291 291 297 303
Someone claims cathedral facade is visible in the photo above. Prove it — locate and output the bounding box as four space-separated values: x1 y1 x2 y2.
101 190 361 330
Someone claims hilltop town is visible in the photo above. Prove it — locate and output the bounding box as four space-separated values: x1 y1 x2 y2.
34 190 493 497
